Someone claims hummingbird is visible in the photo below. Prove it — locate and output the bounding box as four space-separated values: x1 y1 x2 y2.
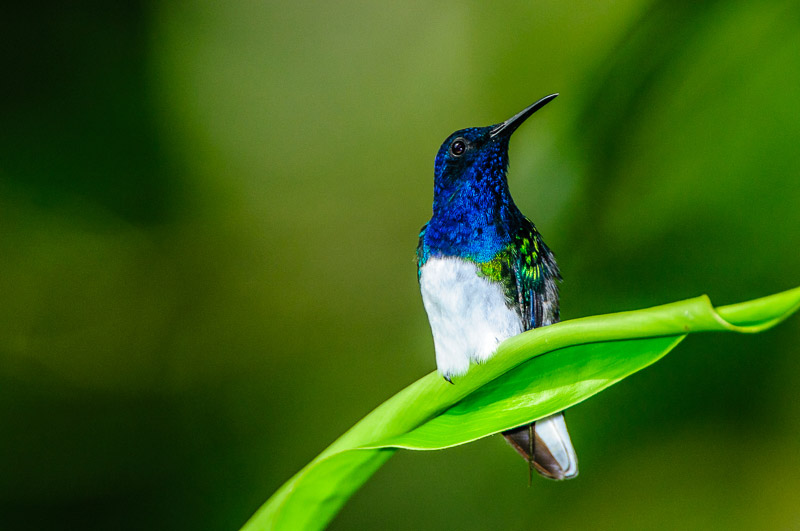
416 94 578 480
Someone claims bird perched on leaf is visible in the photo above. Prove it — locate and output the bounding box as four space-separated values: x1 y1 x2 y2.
416 94 578 480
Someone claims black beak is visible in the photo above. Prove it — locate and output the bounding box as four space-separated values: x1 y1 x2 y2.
489 93 558 139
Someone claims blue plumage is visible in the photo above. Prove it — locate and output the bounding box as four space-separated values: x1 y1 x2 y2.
419 127 519 265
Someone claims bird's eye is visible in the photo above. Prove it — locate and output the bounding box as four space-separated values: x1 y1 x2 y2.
450 138 466 157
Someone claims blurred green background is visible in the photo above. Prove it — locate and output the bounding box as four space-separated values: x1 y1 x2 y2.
2 1 800 529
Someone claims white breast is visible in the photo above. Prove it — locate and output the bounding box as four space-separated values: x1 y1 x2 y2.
419 257 523 379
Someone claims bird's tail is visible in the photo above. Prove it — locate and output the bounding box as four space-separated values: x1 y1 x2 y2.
502 412 578 481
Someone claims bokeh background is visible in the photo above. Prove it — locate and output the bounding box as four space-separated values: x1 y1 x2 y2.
2 1 800 529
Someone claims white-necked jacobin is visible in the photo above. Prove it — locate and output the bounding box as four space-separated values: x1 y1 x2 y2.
416 94 578 480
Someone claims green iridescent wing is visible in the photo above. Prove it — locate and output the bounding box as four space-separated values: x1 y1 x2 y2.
477 219 561 330
415 223 428 275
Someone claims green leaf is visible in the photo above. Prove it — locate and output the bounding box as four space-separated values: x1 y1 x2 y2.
241 287 800 531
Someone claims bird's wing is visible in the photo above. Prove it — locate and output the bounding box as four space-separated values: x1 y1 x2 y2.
415 223 429 276
510 219 561 330
472 219 560 330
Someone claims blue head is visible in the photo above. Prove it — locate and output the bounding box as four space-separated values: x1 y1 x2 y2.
423 94 558 262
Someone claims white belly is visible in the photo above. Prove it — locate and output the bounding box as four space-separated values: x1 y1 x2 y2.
419 257 523 379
